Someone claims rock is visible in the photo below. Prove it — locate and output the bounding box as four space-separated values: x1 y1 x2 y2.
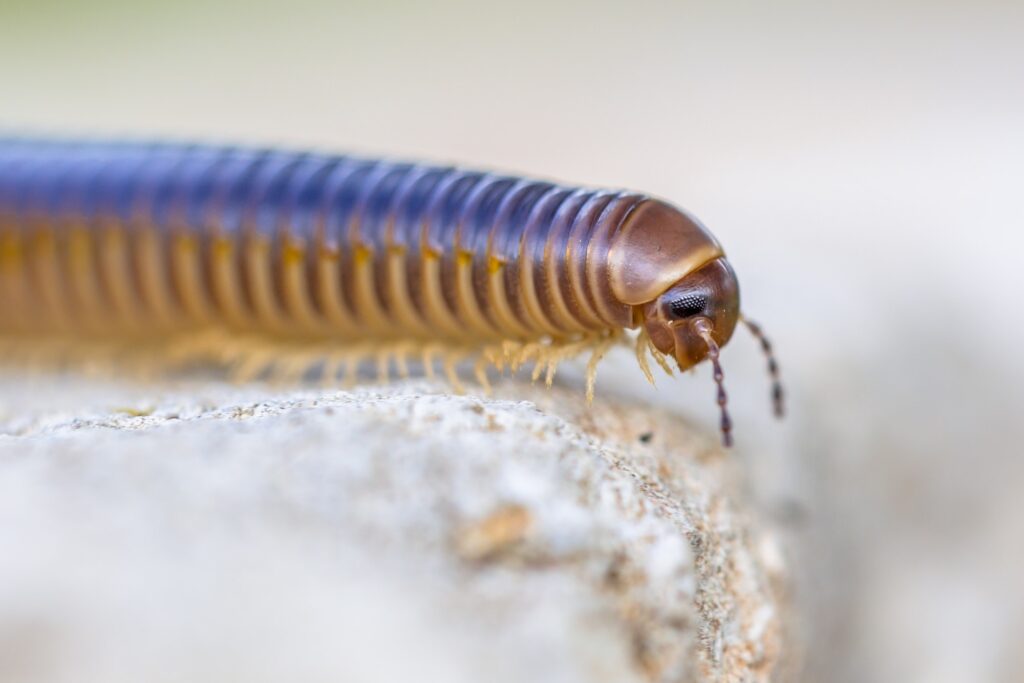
0 377 788 682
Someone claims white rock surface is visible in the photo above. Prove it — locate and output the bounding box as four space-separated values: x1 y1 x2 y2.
0 376 786 683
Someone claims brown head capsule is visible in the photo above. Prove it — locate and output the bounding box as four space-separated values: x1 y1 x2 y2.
607 199 782 446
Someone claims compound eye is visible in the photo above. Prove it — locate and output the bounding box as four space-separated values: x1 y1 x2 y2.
668 293 708 319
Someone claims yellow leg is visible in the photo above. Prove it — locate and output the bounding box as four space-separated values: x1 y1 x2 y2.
585 336 616 405
443 349 466 394
473 354 492 394
634 328 657 386
645 329 675 377
341 344 372 387
393 342 412 379
421 345 439 381
320 353 344 387
229 344 275 383
376 350 391 383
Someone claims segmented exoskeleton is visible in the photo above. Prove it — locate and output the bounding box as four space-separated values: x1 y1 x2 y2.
0 138 782 445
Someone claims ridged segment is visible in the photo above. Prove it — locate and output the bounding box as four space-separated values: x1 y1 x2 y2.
0 140 651 343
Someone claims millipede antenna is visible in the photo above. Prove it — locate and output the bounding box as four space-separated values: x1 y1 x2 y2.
693 318 732 447
742 317 785 418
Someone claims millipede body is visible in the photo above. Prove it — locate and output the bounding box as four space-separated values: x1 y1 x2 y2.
0 138 782 445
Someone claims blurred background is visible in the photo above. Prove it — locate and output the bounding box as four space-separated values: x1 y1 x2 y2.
1 0 1022 680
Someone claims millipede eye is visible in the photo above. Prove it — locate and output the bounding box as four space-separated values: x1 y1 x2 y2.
669 293 708 319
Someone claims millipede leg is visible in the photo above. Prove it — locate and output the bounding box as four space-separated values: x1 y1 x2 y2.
229 344 275 383
319 354 344 386
267 349 320 384
585 336 615 405
479 342 508 376
375 350 391 383
499 339 521 372
512 341 542 373
443 350 466 394
393 342 412 379
530 357 545 383
473 354 492 394
647 332 675 377
634 329 657 386
421 344 439 381
544 357 560 387
342 350 362 388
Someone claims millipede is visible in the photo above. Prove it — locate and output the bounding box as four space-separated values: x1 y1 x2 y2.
0 138 783 446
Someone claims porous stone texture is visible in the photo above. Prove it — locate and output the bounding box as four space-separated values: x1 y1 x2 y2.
0 376 787 683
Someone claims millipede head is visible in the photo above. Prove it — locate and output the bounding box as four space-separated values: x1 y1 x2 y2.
632 256 740 446
638 257 741 372
629 252 785 446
